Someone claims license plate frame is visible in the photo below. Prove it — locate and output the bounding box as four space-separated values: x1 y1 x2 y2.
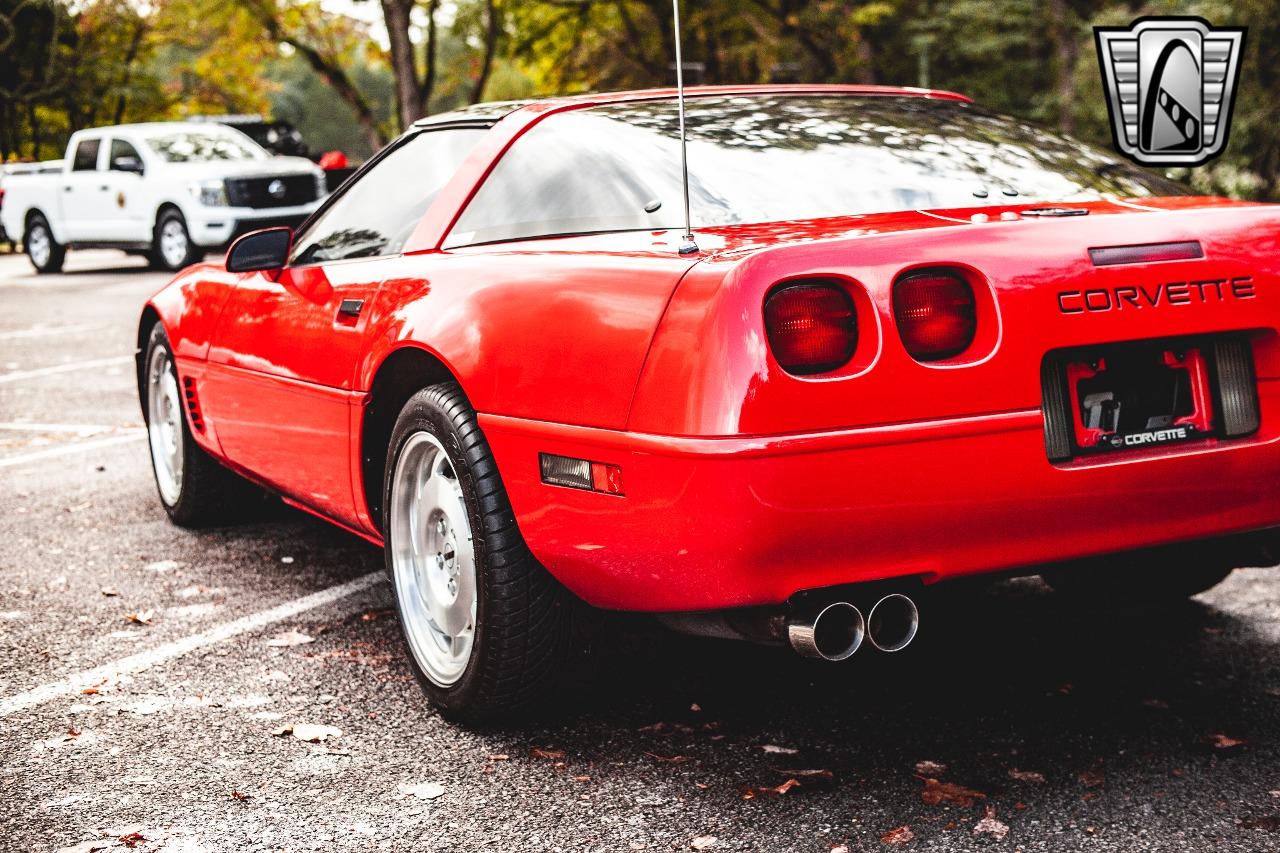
1041 334 1260 462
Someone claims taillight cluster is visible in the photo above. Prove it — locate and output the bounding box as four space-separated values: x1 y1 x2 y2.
892 270 977 361
763 282 858 375
763 269 979 375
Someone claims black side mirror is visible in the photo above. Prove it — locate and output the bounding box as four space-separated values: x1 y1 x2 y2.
227 227 292 274
111 155 143 174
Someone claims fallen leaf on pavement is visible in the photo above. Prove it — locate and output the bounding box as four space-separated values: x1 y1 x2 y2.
919 777 986 808
1008 768 1046 784
530 747 565 760
690 836 716 850
231 790 250 801
645 752 690 763
973 806 1009 841
914 760 947 776
144 560 182 573
1078 766 1105 787
881 825 914 845
488 753 510 761
272 723 341 743
743 778 803 799
775 768 834 780
1240 815 1280 832
759 744 799 755
118 832 147 849
399 781 445 800
265 629 314 647
100 587 119 597
830 845 851 853
1210 733 1247 749
124 610 153 625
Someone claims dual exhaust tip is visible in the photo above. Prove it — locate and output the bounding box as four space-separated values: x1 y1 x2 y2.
786 593 919 661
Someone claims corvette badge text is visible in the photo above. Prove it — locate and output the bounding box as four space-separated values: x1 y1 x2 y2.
1095 17 1246 166
1058 275 1255 314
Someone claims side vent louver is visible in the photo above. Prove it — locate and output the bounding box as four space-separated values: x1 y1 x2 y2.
183 376 205 433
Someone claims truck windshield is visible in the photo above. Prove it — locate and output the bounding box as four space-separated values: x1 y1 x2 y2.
144 131 266 163
446 95 1188 248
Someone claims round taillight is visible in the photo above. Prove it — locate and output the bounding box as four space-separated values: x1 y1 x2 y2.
763 282 858 375
893 271 977 361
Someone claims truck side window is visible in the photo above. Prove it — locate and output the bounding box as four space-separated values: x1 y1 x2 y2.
72 139 101 171
109 139 141 170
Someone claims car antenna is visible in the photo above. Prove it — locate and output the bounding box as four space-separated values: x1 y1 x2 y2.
672 0 698 255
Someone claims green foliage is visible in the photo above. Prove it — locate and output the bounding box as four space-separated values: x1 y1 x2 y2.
3 0 1278 198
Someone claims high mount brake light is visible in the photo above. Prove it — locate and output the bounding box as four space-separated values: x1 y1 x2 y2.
763 283 858 376
893 271 977 362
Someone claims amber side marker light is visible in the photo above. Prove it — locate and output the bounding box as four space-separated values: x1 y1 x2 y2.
540 453 625 496
763 282 858 375
893 270 977 362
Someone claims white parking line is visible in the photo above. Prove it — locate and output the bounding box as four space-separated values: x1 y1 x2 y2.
0 432 145 468
0 422 122 433
0 322 107 341
0 355 133 384
0 572 385 718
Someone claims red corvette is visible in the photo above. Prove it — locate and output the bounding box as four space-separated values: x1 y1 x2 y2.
138 85 1280 720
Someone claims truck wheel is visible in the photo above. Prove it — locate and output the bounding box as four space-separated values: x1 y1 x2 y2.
1042 550 1233 603
383 383 598 723
24 213 65 274
150 209 200 272
143 324 266 527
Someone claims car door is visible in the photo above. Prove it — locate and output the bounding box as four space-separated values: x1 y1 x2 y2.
59 136 107 241
98 138 151 243
201 126 486 528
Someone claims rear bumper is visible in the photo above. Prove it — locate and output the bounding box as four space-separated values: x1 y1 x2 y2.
480 379 1280 611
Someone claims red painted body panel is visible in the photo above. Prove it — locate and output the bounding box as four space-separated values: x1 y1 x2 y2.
139 86 1280 615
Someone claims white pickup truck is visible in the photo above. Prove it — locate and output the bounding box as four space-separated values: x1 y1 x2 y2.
1 122 326 274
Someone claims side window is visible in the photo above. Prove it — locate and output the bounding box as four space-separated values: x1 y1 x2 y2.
71 138 101 171
290 127 486 265
109 139 141 170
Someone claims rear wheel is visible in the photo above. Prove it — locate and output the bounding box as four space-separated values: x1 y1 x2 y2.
24 213 65 274
384 383 597 722
1041 549 1233 603
150 209 201 271
144 324 265 526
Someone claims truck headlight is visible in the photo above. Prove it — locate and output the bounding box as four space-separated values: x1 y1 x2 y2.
189 179 228 207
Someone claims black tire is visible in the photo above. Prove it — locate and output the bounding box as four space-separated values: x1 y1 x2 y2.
24 213 65 274
143 324 266 527
383 383 597 723
1041 546 1234 604
149 209 201 272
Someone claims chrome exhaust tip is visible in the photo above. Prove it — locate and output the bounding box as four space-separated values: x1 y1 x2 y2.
866 593 919 652
786 601 865 661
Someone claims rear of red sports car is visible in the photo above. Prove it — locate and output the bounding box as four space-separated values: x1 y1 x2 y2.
140 87 1280 717
473 92 1280 660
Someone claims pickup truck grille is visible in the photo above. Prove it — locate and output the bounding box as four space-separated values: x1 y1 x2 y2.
225 174 317 209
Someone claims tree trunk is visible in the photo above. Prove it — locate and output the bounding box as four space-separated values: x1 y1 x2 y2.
1047 0 1077 135
419 0 440 116
471 0 499 104
380 0 421 130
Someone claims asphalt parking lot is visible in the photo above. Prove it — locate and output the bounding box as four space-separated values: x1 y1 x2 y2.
2 249 1280 853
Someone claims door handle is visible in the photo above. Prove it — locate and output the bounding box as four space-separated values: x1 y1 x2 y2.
99 185 109 191
336 298 363 321
62 186 73 192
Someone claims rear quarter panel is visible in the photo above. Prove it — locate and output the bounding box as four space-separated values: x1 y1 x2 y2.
360 233 700 429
